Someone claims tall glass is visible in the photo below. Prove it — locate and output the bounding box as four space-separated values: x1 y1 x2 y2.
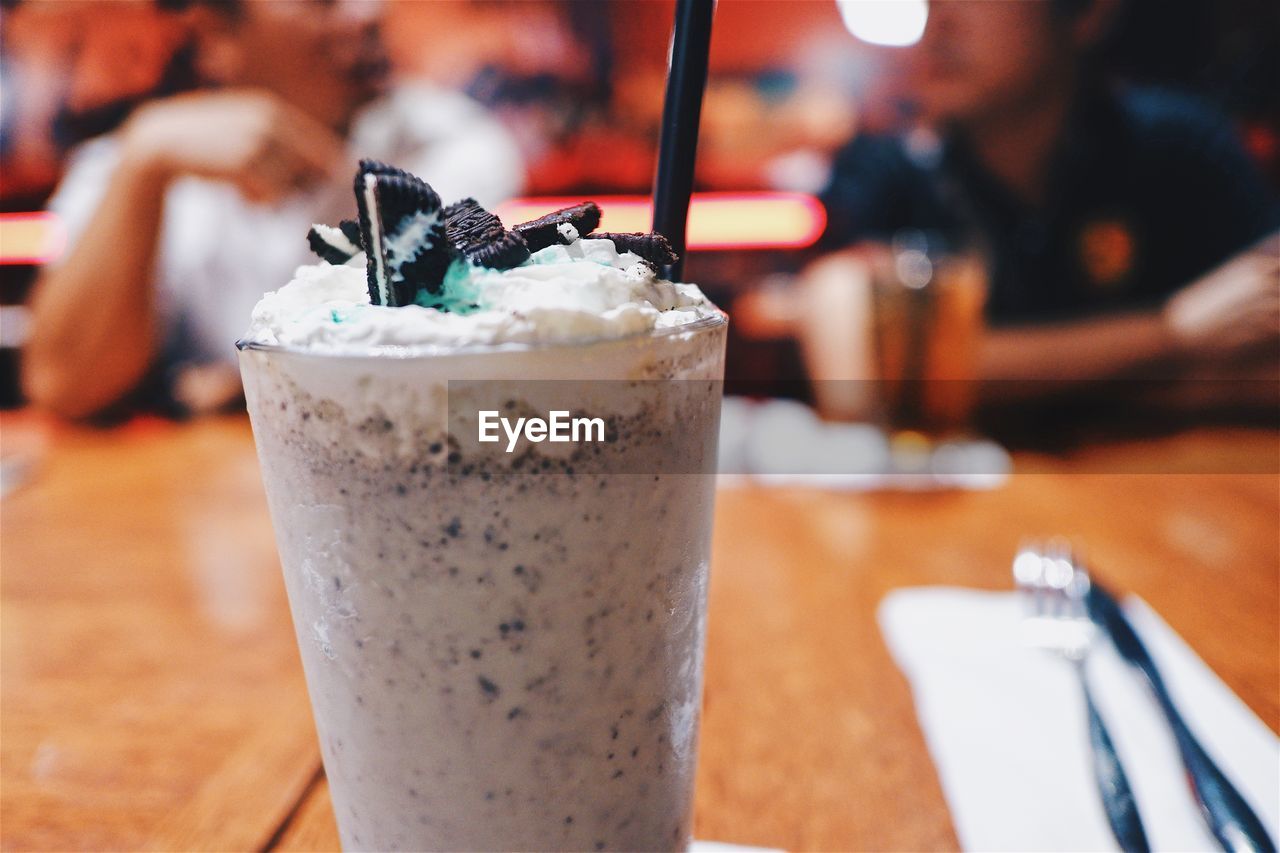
238 315 726 851
870 230 987 438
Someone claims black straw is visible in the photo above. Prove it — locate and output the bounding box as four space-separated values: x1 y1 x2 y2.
651 0 714 282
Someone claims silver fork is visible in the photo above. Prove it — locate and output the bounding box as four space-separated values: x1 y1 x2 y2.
1015 541 1151 853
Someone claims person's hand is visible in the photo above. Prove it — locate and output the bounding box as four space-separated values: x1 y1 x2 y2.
121 89 344 203
1163 234 1280 361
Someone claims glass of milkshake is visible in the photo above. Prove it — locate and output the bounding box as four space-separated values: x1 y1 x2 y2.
238 165 727 851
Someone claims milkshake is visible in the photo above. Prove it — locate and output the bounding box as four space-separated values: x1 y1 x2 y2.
239 162 727 851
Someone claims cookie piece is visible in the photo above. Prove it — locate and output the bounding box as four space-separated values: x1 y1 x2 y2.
513 202 602 252
356 158 413 180
444 198 502 249
469 230 531 269
307 221 363 265
594 231 679 268
354 161 453 305
444 198 530 269
338 218 363 248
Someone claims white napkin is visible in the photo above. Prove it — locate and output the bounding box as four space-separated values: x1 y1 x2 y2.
879 587 1280 851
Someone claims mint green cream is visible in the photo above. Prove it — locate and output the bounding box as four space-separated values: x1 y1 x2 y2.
414 258 483 314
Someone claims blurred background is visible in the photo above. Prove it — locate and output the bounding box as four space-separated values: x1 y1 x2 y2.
1 0 1277 426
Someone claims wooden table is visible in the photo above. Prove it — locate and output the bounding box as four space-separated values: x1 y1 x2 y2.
2 413 1276 851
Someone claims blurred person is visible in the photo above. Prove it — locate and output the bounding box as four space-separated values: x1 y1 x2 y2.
771 0 1278 419
22 0 525 419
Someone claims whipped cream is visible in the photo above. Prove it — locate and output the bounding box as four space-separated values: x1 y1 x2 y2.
244 238 718 353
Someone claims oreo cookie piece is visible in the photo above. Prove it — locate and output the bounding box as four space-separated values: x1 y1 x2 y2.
338 218 363 248
356 158 413 180
470 231 531 269
444 198 530 269
594 232 679 268
307 221 363 265
354 160 453 306
512 201 602 252
444 198 502 248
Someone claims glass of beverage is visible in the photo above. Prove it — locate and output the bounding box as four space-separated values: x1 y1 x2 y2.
869 230 987 440
238 315 727 851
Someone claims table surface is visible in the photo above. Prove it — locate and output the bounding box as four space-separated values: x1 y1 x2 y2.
2 413 1276 852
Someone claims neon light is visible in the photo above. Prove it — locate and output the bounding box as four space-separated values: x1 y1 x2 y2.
0 213 67 265
495 193 826 251
0 193 827 267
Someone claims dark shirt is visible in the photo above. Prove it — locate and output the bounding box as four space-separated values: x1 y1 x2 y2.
819 86 1279 326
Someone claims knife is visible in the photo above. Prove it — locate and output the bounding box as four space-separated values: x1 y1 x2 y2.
1087 581 1276 853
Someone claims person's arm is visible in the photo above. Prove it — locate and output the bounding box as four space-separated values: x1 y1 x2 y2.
22 90 343 419
787 251 1186 414
744 236 1277 417
978 311 1176 401
980 233 1279 405
22 149 169 419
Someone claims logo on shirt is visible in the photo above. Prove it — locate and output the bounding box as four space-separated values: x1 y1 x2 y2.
1078 219 1135 292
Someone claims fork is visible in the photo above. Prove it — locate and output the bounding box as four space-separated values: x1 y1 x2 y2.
1015 541 1151 853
